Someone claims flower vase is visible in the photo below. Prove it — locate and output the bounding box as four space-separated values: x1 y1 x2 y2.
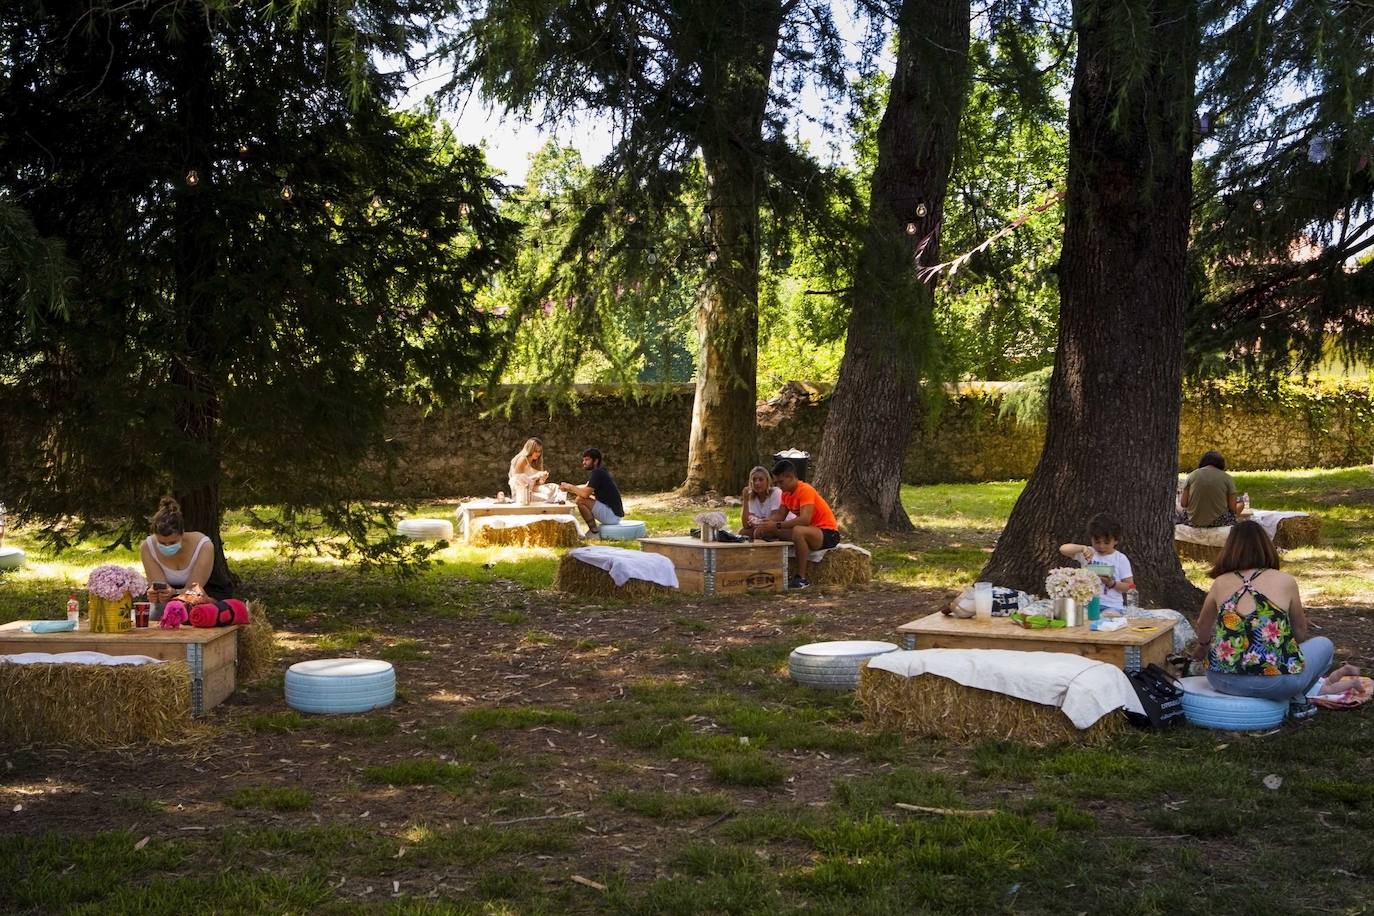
700 524 718 543
1051 597 1081 626
89 593 134 633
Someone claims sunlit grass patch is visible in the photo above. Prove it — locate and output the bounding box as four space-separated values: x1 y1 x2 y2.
225 785 314 812
361 759 475 789
607 788 734 819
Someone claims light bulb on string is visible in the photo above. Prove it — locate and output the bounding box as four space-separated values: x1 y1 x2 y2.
540 201 553 223
459 203 471 218
370 195 383 210
706 247 719 264
185 169 200 187
420 229 429 240
587 246 599 263
646 248 659 265
625 211 637 225
280 184 294 201
238 143 250 158
915 200 928 219
1253 197 1264 211
905 222 918 236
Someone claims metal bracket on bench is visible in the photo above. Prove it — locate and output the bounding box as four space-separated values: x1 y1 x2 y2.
185 642 205 718
702 548 716 595
1124 645 1142 673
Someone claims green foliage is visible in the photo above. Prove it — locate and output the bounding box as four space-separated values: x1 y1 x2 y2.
0 1 514 569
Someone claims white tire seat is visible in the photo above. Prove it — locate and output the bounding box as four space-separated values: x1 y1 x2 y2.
0 547 24 570
789 640 900 690
1179 675 1287 730
598 520 647 540
286 658 396 714
397 518 454 541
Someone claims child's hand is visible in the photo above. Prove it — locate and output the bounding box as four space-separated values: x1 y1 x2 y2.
1100 576 1115 590
1080 548 1093 563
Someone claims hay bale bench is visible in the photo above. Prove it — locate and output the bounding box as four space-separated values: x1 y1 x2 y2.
858 649 1141 746
556 547 679 599
459 499 580 544
1175 511 1322 563
471 516 581 548
0 653 192 745
786 543 872 587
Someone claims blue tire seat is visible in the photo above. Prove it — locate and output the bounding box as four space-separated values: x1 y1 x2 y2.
397 518 454 541
286 658 396 714
1178 675 1287 731
598 520 647 541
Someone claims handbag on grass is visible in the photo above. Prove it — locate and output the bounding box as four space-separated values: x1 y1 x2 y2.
1125 663 1186 729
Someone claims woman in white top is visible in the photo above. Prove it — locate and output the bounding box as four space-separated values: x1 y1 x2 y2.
741 466 784 540
508 437 555 501
140 496 228 605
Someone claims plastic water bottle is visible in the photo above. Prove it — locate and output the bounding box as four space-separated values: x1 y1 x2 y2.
66 595 80 627
1125 588 1139 611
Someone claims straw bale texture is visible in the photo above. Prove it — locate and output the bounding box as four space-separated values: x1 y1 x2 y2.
555 554 672 600
238 601 277 684
1273 514 1322 549
788 547 873 588
473 518 581 548
0 659 191 745
858 667 1122 747
1174 538 1221 564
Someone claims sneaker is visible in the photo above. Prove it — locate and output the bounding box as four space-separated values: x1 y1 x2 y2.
1289 698 1318 720
788 576 810 590
582 527 599 540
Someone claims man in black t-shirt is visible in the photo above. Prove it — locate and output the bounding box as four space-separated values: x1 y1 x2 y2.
559 447 624 535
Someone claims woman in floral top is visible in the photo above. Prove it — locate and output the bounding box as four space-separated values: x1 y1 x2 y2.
1192 521 1334 717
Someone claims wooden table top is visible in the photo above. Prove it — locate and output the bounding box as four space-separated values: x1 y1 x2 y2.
0 620 239 645
461 500 574 513
897 611 1175 647
640 536 788 550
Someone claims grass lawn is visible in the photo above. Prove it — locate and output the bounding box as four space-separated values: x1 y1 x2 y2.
1 466 1372 914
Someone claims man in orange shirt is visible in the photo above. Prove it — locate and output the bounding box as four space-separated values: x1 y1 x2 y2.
752 459 840 590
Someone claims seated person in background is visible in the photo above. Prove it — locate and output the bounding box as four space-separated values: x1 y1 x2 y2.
752 460 840 591
1059 512 1136 610
740 466 782 539
508 436 554 501
1179 450 1240 528
141 496 236 621
559 447 624 536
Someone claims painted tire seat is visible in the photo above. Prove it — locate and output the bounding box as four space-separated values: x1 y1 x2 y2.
789 640 900 690
1178 675 1288 730
286 658 396 714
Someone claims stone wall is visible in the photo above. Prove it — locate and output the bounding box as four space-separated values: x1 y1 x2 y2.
383 381 1374 498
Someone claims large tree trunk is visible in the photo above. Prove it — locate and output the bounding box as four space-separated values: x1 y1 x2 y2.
681 3 783 495
981 0 1201 613
812 0 970 534
170 10 235 589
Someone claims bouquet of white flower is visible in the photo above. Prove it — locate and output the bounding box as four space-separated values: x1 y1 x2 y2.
693 511 727 530
1045 566 1100 604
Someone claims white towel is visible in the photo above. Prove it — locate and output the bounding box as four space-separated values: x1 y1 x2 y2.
0 651 161 666
569 546 679 589
866 648 1144 729
1176 510 1309 547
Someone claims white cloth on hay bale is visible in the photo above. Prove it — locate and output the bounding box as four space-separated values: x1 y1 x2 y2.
1175 510 1309 547
569 546 679 589
1 652 161 666
867 648 1144 729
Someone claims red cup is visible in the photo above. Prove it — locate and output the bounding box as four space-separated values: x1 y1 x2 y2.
134 602 151 628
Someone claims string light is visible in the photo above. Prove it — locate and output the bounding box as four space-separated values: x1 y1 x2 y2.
646 248 659 265
706 247 719 263
540 201 553 222
370 195 383 210
420 229 429 240
458 203 471 218
1253 197 1264 211
238 143 250 157
625 211 637 225
280 184 294 201
905 222 918 236
587 247 599 263
915 200 928 219
185 169 200 187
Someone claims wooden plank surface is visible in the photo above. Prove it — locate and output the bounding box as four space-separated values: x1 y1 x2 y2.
639 536 788 551
897 611 1174 647
0 620 239 647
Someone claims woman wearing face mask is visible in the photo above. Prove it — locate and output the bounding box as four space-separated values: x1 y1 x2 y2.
140 496 232 610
